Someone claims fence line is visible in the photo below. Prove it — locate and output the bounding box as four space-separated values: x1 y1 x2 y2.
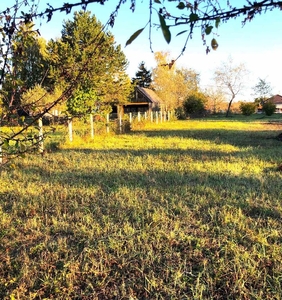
65 110 174 142
0 110 174 160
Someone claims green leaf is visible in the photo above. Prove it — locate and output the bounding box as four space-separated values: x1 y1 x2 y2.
177 2 185 9
215 17 220 29
176 30 188 37
159 14 171 44
205 25 213 35
125 27 145 47
189 13 199 22
211 38 219 50
3 139 9 148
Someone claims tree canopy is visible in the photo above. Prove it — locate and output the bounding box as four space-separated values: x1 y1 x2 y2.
132 62 152 88
49 11 131 116
0 1 279 65
1 1 281 66
0 22 50 113
152 51 199 110
214 57 249 117
253 78 273 105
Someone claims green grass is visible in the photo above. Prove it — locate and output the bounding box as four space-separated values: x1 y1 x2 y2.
0 119 282 299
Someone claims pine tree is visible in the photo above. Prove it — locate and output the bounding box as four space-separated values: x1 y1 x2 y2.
132 62 152 88
48 11 131 116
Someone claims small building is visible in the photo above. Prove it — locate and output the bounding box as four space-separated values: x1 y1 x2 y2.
115 87 162 117
268 94 282 113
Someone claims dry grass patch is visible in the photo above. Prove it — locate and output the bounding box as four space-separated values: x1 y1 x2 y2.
0 119 282 299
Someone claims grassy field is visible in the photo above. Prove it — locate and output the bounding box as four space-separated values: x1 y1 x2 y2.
0 118 282 299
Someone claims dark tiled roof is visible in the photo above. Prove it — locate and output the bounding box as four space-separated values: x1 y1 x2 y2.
136 87 162 104
268 94 282 104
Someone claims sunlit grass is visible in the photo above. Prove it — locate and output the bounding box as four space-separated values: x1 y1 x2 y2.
0 119 282 299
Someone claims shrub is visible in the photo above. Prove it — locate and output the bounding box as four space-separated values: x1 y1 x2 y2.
262 101 276 116
174 107 186 120
239 102 256 116
183 92 207 117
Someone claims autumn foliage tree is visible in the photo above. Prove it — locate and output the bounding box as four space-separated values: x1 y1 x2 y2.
152 51 199 111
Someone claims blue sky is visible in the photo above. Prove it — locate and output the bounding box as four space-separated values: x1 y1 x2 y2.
3 1 282 100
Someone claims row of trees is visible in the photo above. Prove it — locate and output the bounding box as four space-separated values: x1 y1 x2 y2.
131 54 257 118
0 11 131 120
132 53 278 118
0 10 134 160
0 8 276 126
2 15 250 128
0 0 280 162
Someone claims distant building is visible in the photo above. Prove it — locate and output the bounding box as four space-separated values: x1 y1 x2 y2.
268 94 282 113
113 87 163 117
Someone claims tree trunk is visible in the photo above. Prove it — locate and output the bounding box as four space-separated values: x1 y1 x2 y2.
226 94 235 117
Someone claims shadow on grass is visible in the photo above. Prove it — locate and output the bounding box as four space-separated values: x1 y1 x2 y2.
136 127 281 148
196 113 282 122
6 146 281 223
3 123 281 226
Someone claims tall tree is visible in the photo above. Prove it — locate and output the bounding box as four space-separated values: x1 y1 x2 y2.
151 51 199 110
132 62 152 88
1 22 50 112
213 57 249 117
253 78 273 105
49 11 131 116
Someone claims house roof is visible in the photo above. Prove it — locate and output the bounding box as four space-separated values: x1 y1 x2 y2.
136 86 162 104
268 94 282 104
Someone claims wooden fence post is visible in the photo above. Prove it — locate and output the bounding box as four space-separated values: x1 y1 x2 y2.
151 111 153 122
38 118 44 154
138 112 141 122
119 115 122 133
106 114 110 133
68 118 73 142
155 111 158 124
129 112 132 123
90 113 94 139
